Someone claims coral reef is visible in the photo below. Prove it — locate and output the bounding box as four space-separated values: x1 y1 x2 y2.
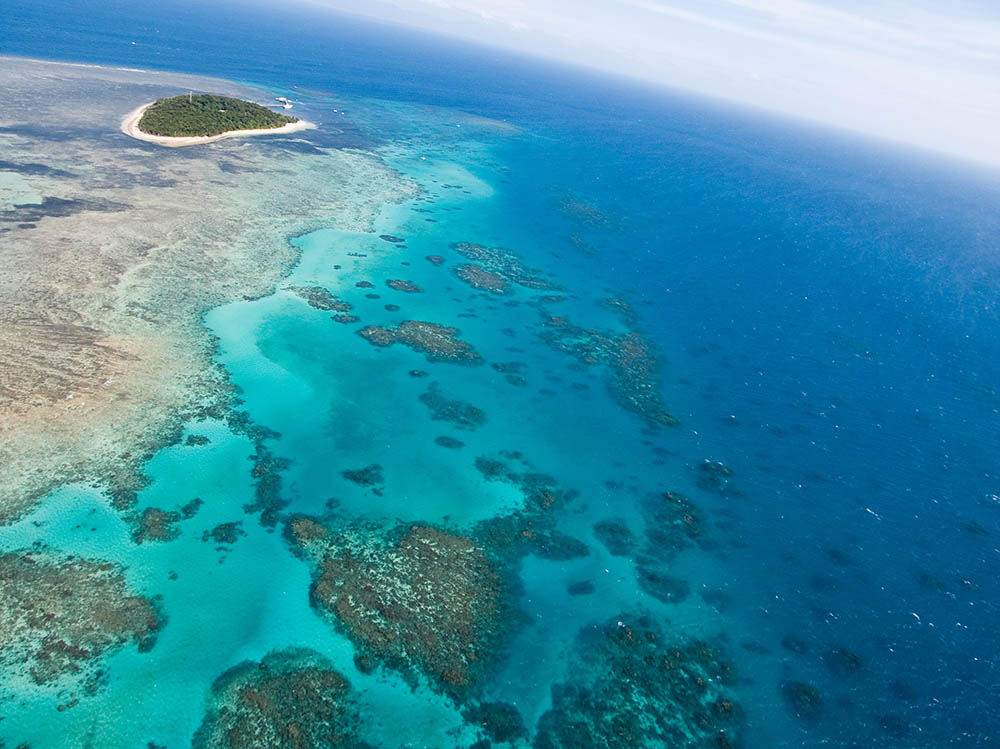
202 522 246 545
0 551 161 685
635 565 691 604
419 383 487 430
242 442 290 527
641 491 715 559
540 320 676 427
341 464 384 487
286 285 352 313
130 507 181 544
454 264 511 294
386 279 423 293
358 321 482 364
593 520 637 556
288 519 509 698
781 680 823 722
462 701 527 744
452 242 557 291
697 461 739 497
534 615 743 748
823 647 864 676
192 649 361 748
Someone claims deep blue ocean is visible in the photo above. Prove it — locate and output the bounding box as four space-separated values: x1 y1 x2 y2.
3 0 1000 746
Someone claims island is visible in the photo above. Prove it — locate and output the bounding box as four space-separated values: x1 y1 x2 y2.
121 93 313 147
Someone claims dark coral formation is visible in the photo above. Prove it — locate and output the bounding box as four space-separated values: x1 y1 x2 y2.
243 444 290 527
471 455 581 565
386 279 423 293
696 461 739 497
419 383 487 430
452 242 557 291
289 519 509 698
593 520 637 556
286 285 352 313
539 320 676 427
434 435 465 449
567 580 595 596
532 532 590 561
462 701 527 744
641 491 714 559
185 434 211 446
202 522 246 545
454 264 511 294
130 507 181 544
332 314 359 324
781 636 809 655
534 615 743 748
781 680 823 722
341 464 384 487
823 647 864 676
379 234 406 244
0 552 161 685
426 255 446 265
636 565 691 604
192 649 360 748
357 321 482 364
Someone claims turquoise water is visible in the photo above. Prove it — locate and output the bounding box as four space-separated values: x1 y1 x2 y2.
4 1 1000 746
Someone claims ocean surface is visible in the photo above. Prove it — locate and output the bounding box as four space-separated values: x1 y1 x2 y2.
3 1 1000 746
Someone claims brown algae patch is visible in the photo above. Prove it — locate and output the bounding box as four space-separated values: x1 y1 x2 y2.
357 321 482 364
192 649 360 748
289 519 508 698
0 551 162 685
535 615 743 748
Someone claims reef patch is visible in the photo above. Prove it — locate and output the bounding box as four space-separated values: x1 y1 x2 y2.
289 519 509 698
192 648 361 748
0 551 161 686
419 383 487 430
358 321 482 364
534 615 743 748
286 285 353 313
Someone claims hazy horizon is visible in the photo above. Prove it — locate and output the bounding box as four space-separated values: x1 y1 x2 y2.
287 0 1000 168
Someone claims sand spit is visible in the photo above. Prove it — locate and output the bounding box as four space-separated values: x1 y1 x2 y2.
0 56 416 521
121 101 315 147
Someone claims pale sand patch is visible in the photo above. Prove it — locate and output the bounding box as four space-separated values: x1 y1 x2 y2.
121 101 315 147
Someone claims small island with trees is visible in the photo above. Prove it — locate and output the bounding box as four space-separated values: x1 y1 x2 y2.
121 93 313 147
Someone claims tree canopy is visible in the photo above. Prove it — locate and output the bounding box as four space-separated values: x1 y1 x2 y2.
137 94 298 137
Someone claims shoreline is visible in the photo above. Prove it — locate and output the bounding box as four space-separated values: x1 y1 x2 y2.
120 101 315 147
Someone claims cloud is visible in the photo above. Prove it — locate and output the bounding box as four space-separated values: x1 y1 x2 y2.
295 0 1000 167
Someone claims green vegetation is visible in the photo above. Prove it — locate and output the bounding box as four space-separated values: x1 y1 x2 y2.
137 94 298 137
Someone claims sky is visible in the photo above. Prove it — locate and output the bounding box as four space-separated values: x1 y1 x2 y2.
294 0 1000 167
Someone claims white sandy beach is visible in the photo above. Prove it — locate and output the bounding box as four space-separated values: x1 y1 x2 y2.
120 102 314 147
